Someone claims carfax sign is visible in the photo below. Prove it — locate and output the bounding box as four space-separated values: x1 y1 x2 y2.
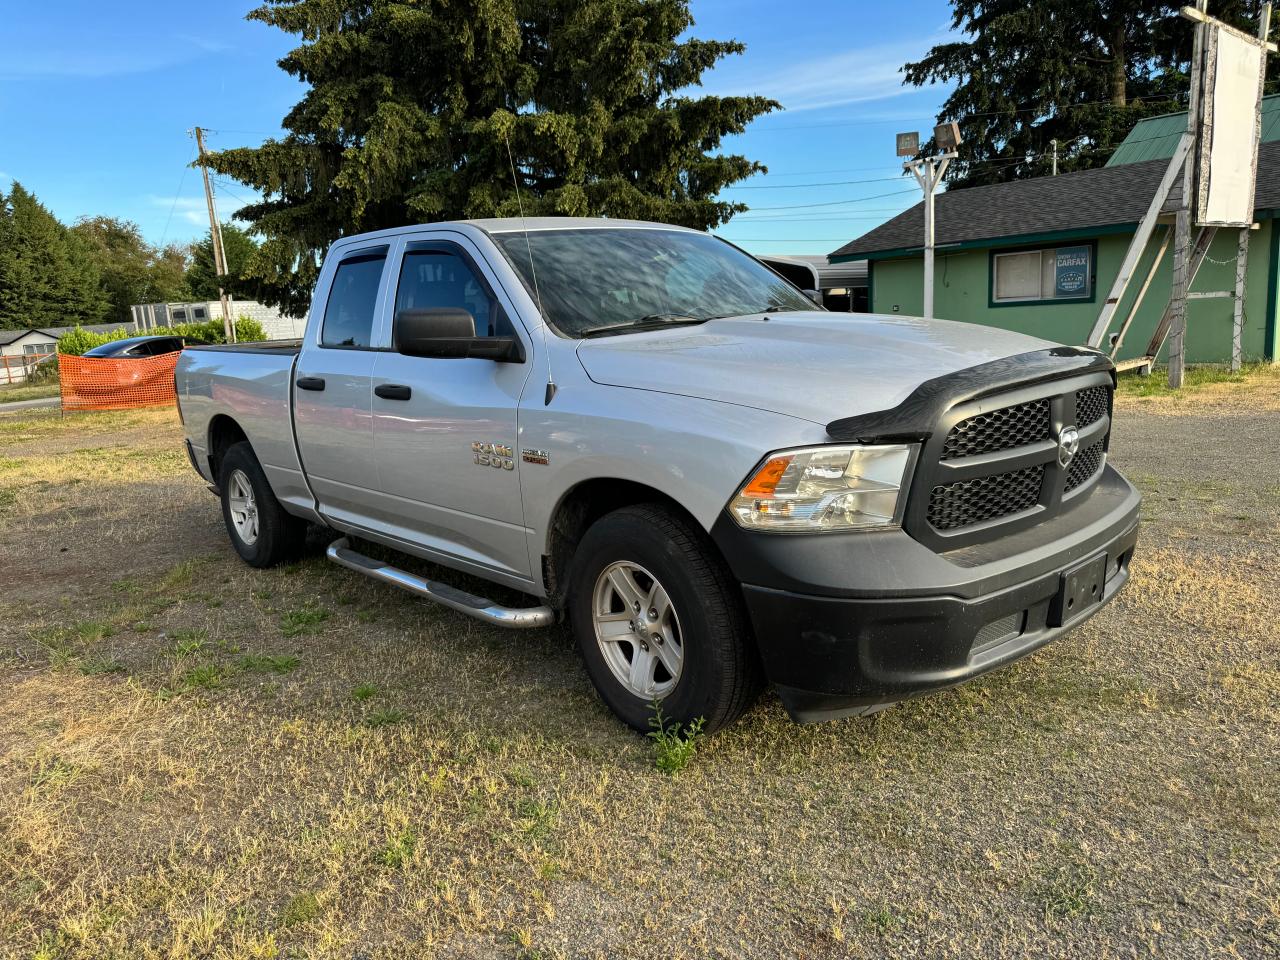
1054 246 1090 298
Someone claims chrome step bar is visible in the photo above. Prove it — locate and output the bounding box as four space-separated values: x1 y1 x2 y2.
325 537 556 629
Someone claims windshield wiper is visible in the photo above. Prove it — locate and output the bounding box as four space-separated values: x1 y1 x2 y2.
580 314 710 338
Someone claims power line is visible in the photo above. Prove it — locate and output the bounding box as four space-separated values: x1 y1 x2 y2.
745 188 920 211
713 236 866 242
753 94 1189 132
723 174 906 190
158 143 198 250
211 177 260 210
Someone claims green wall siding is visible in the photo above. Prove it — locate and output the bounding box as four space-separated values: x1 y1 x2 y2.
869 223 1277 363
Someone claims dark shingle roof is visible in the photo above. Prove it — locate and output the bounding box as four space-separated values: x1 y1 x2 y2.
0 328 55 346
831 141 1280 260
38 322 134 337
0 322 135 347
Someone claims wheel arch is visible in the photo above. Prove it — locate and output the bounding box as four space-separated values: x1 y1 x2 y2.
206 414 250 487
541 477 730 607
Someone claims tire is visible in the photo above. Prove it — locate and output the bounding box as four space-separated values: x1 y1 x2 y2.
567 503 762 733
218 441 306 568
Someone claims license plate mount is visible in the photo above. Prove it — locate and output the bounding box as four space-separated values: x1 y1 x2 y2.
1048 553 1108 627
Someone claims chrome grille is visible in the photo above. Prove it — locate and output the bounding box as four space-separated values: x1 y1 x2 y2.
1065 440 1105 492
941 398 1050 460
1075 386 1109 427
927 465 1045 530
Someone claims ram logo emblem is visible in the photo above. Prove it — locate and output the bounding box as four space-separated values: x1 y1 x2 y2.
1056 425 1080 468
472 442 514 470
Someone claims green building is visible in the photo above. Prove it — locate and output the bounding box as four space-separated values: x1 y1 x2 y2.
829 96 1280 364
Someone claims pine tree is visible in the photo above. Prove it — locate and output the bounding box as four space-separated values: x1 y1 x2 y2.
186 223 261 301
904 1 1277 188
0 183 106 329
208 0 777 315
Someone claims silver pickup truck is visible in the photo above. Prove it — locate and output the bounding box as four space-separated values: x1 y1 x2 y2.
175 217 1140 731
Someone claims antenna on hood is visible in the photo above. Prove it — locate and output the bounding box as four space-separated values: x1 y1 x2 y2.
504 132 557 405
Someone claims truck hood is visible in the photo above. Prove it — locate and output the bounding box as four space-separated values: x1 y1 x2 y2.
575 313 1060 424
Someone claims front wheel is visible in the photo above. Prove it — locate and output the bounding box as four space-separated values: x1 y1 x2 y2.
567 504 761 733
218 441 306 568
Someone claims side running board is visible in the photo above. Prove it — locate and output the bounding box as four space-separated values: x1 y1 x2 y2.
325 537 556 630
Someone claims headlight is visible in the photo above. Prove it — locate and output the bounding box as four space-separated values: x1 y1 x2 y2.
728 444 917 532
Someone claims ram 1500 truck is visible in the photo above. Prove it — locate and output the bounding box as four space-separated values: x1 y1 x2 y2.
175 218 1140 732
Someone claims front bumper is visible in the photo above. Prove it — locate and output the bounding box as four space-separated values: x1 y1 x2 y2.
712 465 1141 722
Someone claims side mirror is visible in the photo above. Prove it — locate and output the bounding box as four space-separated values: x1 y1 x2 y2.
394 308 524 362
803 289 824 306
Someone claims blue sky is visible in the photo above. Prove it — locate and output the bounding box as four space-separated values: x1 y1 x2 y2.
0 0 954 257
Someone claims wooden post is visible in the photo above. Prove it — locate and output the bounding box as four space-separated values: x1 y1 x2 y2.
193 127 236 344
1169 2 1208 390
1087 134 1192 348
1168 208 1191 387
1232 227 1250 371
1110 226 1170 359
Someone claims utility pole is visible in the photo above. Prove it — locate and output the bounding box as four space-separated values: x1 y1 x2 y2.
192 126 236 344
898 123 962 320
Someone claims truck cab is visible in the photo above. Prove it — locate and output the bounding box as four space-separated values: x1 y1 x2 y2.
176 218 1140 732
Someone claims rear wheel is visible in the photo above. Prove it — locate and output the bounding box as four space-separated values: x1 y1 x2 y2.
218 441 306 568
567 504 761 733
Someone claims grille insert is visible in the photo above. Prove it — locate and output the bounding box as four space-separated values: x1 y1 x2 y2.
927 465 1045 530
1065 441 1105 492
972 612 1023 653
941 398 1051 460
1075 386 1110 428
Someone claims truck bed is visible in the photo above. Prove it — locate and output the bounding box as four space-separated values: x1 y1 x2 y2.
175 341 310 514
185 340 302 355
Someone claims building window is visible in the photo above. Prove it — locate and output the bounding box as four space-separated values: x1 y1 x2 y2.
173 309 188 321
23 342 49 355
194 307 207 319
992 244 1093 304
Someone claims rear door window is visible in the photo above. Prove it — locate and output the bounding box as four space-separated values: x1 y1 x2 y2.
321 250 388 348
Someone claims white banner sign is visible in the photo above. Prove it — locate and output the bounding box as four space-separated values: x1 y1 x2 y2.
1196 25 1265 227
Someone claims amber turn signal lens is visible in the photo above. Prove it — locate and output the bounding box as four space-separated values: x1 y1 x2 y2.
741 455 793 498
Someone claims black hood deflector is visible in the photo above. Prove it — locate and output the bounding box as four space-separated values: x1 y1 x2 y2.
825 346 1114 443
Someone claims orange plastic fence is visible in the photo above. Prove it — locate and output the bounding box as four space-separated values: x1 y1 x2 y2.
58 351 181 411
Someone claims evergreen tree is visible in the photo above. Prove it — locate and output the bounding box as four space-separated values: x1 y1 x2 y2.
208 0 778 315
904 1 1277 188
185 222 261 301
0 184 106 329
71 216 191 323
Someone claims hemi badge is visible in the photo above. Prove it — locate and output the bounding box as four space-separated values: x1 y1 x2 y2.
522 449 550 465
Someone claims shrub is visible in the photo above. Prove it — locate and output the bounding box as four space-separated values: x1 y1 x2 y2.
23 354 59 385
55 316 267 356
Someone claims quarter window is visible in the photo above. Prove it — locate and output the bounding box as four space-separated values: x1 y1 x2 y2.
992 244 1093 303
394 246 509 337
322 251 388 348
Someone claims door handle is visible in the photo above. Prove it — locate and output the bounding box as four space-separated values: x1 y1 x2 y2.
296 376 326 391
375 383 412 401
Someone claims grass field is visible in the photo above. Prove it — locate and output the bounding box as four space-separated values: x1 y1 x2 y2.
0 383 60 404
2 369 1278 959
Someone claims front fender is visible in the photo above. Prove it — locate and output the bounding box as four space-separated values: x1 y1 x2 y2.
519 385 827 559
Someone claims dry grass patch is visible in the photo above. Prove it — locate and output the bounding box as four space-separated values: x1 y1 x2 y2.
1 375 1278 958
1115 362 1280 413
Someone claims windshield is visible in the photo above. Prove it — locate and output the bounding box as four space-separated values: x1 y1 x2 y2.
492 228 820 337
